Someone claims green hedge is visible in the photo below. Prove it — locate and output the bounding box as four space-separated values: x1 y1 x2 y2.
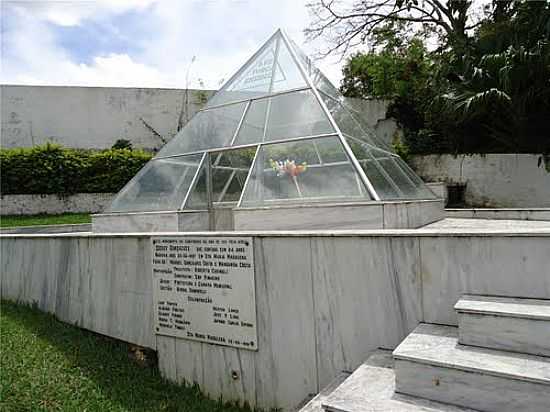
0 144 152 195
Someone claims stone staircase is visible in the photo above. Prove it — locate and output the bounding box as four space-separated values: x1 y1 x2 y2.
300 295 550 412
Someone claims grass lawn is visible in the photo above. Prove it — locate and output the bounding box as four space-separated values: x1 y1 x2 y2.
0 213 91 228
0 300 254 412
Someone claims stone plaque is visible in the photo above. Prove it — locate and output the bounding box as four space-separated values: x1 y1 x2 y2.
152 236 257 350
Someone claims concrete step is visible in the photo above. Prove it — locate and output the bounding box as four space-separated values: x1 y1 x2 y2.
321 350 478 412
393 323 550 412
455 294 550 356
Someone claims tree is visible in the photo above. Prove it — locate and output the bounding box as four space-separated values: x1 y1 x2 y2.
334 1 550 154
306 0 490 59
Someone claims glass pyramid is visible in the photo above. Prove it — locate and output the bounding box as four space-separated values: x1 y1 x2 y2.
106 29 435 213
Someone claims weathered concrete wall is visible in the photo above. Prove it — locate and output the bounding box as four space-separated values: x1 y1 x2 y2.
2 228 549 410
1 85 398 150
1 85 214 150
347 97 400 147
411 154 550 208
1 193 115 215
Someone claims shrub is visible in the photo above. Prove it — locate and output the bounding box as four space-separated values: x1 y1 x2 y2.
0 143 152 195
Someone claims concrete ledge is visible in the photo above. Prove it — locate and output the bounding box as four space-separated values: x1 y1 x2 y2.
446 208 550 221
0 223 91 234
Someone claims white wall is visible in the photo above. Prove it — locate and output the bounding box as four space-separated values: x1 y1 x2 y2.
1 86 396 150
411 154 550 208
1 85 214 150
1 193 115 215
2 229 549 410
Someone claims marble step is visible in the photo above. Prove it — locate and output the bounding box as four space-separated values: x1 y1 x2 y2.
454 294 550 356
321 349 478 412
297 371 350 412
393 323 550 412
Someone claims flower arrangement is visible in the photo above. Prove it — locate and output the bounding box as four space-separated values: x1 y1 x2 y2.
269 158 308 197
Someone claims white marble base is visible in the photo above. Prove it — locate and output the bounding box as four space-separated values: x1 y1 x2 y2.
92 210 209 233
393 324 550 412
234 199 444 231
455 295 550 357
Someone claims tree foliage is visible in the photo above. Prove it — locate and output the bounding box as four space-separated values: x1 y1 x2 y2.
324 0 550 154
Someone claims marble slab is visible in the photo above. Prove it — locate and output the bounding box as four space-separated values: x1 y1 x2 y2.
419 236 550 325
297 372 350 412
393 324 550 412
92 211 179 233
234 203 384 231
455 294 550 320
383 199 444 229
393 323 550 384
458 312 550 357
311 236 422 389
322 350 476 412
394 359 550 412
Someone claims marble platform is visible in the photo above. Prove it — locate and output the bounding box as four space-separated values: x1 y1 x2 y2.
92 210 209 233
234 199 444 230
2 227 550 411
321 350 476 412
455 295 550 356
393 323 550 412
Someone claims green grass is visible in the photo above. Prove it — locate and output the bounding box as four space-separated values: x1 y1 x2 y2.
0 300 254 412
0 213 91 228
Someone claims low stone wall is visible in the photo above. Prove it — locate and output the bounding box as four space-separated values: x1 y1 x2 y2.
2 228 549 410
446 208 550 221
410 154 550 208
1 193 114 215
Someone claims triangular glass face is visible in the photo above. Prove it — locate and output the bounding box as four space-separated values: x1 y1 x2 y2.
240 136 370 207
348 137 435 200
206 31 308 108
156 101 247 157
233 89 335 146
106 153 204 213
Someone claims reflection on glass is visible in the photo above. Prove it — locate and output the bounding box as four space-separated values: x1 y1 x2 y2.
186 148 257 208
156 102 246 157
240 136 370 207
349 137 436 200
106 154 203 212
233 90 334 146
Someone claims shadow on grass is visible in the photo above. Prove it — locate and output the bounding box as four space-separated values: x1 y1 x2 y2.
1 300 257 412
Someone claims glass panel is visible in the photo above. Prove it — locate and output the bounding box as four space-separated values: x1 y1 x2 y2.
233 89 334 146
186 148 257 209
321 93 385 148
156 102 246 157
349 138 400 200
265 89 334 141
394 156 437 199
206 34 279 107
106 154 203 212
240 136 370 207
350 139 435 200
271 39 308 92
212 148 256 203
232 98 269 145
287 36 343 101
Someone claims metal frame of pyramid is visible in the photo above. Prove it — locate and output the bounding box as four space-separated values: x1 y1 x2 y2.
106 29 435 214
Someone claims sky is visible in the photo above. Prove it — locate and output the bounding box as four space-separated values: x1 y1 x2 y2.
1 0 349 90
